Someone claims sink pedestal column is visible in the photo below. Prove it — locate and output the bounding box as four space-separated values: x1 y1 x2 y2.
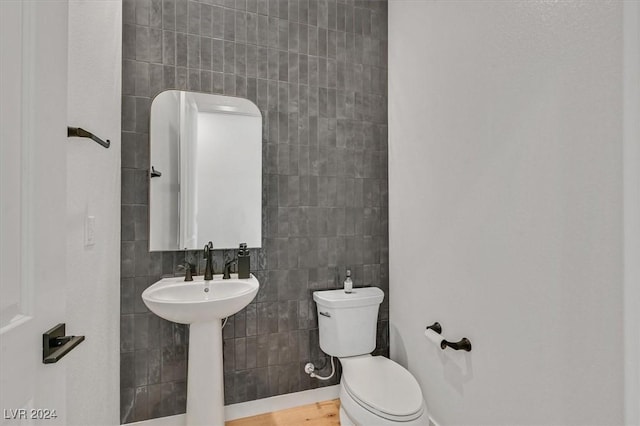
187 320 224 426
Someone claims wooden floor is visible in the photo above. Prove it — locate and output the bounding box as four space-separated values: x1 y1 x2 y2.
226 399 341 426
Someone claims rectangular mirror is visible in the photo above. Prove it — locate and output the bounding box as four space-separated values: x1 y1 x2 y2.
149 90 262 251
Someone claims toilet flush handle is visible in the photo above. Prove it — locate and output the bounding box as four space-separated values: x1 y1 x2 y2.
319 311 331 318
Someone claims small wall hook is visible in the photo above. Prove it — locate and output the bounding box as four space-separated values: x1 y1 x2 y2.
67 126 110 149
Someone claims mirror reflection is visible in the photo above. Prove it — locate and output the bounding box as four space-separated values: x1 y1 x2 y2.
149 90 262 251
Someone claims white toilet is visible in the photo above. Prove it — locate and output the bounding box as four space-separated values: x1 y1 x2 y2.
313 287 429 426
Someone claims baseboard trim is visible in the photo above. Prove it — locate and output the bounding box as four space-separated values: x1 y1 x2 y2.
127 385 341 425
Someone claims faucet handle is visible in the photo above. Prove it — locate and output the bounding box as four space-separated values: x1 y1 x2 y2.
177 262 194 282
177 261 194 270
223 258 236 280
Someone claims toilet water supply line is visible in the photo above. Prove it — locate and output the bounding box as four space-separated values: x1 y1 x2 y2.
223 319 336 379
304 356 336 380
221 318 337 379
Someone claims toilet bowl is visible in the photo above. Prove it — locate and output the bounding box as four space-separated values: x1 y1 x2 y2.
338 355 428 425
313 288 429 426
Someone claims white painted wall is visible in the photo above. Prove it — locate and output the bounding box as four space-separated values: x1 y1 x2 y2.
66 1 121 425
388 1 625 425
623 2 640 424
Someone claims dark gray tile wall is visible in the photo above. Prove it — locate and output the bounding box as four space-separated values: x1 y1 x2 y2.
120 0 388 423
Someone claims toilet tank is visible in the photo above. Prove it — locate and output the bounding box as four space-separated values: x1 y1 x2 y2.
313 287 384 357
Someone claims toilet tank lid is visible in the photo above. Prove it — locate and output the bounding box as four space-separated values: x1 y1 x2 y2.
313 287 384 308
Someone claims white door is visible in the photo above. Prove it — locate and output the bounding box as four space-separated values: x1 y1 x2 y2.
0 1 70 424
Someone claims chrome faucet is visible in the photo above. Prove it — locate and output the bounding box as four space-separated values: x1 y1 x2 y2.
203 241 214 281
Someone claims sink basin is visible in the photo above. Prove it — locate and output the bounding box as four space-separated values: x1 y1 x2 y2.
142 273 259 426
142 274 259 323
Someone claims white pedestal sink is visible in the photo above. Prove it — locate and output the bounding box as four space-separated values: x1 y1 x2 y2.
142 274 259 426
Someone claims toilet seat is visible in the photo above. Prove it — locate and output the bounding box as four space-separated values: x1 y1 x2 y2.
340 356 425 422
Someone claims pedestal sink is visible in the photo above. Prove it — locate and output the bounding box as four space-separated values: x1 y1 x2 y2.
142 274 259 426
